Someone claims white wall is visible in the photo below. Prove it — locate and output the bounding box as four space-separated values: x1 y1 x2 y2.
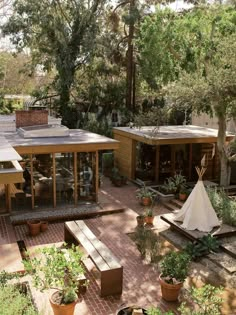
192 113 235 133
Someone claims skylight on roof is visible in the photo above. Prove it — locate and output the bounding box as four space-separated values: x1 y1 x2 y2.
18 124 69 138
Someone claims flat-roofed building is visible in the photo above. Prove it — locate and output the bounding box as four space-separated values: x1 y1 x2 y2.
0 110 118 213
113 125 235 184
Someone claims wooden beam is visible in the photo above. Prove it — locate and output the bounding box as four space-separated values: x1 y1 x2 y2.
95 151 99 202
155 145 160 183
52 153 56 208
14 142 119 155
74 152 78 205
188 144 192 180
171 145 175 176
131 140 136 179
6 184 11 212
30 154 34 209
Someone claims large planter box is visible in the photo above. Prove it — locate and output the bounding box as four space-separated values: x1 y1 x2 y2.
149 186 175 203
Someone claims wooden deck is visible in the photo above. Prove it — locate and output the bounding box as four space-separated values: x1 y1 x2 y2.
160 213 236 240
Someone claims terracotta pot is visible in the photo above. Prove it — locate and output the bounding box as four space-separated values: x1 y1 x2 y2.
179 193 187 201
141 197 152 206
27 220 41 237
145 216 154 225
40 221 49 232
159 275 183 302
50 292 77 315
136 216 145 227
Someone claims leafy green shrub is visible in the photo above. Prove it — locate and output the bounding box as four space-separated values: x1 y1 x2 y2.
132 228 161 263
179 284 223 315
0 270 20 285
184 234 220 261
161 173 187 194
147 307 174 315
0 283 39 315
23 244 85 304
207 188 236 226
160 251 191 284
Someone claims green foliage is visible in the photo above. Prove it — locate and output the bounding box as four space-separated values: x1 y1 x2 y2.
184 235 220 261
133 228 161 263
207 188 236 226
146 208 153 217
0 284 39 315
23 244 85 304
102 152 114 171
110 166 127 186
179 284 223 315
161 173 187 194
136 185 156 201
81 115 113 138
0 270 20 285
3 0 106 118
160 251 191 284
133 106 168 131
147 307 174 315
137 4 236 186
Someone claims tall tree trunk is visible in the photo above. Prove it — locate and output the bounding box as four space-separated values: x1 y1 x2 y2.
126 0 135 112
217 116 230 186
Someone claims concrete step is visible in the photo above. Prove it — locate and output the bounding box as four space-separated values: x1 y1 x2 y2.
162 201 179 212
169 198 184 209
159 228 236 289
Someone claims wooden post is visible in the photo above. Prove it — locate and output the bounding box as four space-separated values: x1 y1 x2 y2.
30 154 35 209
131 140 136 180
95 151 99 203
188 144 193 180
52 153 56 208
155 145 160 183
6 184 11 212
74 152 78 205
171 145 176 176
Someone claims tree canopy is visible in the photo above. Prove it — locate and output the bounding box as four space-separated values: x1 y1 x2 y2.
137 4 236 185
2 0 106 124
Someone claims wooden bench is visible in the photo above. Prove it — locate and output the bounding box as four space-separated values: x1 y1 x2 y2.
64 220 123 297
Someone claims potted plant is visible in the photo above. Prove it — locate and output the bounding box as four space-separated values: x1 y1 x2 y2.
145 208 154 225
161 174 187 195
136 214 145 227
179 186 188 201
159 251 191 302
136 185 156 206
23 244 85 315
27 220 41 236
40 220 49 232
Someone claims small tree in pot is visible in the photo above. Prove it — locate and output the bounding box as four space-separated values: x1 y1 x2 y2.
159 251 191 302
23 244 85 315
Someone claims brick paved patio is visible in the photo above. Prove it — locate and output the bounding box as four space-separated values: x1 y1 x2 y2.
1 178 235 314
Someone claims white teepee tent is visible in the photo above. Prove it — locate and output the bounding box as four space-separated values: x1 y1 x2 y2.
174 167 220 232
